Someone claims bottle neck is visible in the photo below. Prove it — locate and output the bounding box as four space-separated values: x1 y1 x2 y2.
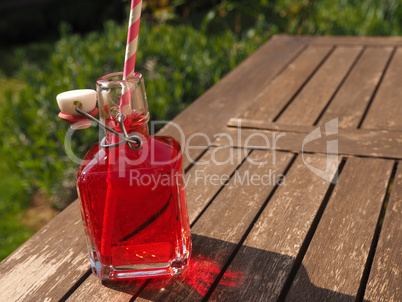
105 113 149 142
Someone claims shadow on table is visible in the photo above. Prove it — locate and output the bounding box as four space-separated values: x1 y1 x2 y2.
101 234 369 301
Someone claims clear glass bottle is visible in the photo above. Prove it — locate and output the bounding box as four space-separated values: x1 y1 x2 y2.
76 72 191 279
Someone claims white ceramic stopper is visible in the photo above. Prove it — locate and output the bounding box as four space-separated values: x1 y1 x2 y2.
56 89 96 116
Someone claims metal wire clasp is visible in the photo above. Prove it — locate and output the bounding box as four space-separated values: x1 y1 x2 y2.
75 107 142 151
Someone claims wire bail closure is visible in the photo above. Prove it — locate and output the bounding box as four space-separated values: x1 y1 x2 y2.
75 107 142 151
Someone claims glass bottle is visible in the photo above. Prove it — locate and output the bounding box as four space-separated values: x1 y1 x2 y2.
76 72 191 279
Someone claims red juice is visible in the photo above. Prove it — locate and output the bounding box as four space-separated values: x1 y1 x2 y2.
77 114 191 279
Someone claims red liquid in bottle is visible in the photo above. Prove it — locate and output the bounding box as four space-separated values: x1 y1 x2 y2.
77 114 191 279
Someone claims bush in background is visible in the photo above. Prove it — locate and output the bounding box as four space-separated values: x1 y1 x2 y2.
274 0 402 35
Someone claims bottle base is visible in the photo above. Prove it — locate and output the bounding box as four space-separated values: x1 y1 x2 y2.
90 257 189 280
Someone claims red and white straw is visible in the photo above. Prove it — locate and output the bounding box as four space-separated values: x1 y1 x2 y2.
124 0 142 80
120 0 142 114
101 0 143 260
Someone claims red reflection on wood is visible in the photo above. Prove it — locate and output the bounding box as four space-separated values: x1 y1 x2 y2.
141 254 244 297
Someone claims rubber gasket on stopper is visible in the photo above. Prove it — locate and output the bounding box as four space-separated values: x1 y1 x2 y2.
58 108 99 129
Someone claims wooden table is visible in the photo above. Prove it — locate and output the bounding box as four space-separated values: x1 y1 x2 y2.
1 35 402 301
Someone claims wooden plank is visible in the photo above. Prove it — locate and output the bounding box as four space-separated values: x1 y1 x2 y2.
285 157 393 301
0 201 88 302
364 162 402 302
239 45 333 121
134 150 294 301
184 146 247 223
228 118 316 133
304 35 402 46
317 47 393 128
209 154 339 301
67 147 248 301
66 276 147 302
157 35 311 164
215 127 402 159
277 46 362 126
361 47 402 131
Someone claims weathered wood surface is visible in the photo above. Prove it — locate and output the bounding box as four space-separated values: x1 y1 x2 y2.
239 45 332 121
361 48 402 131
0 202 88 302
228 118 316 133
277 46 362 125
306 35 402 45
67 275 147 302
215 126 402 159
183 147 247 223
209 154 339 301
239 46 394 129
318 47 394 128
364 162 402 302
285 157 393 301
3 36 402 302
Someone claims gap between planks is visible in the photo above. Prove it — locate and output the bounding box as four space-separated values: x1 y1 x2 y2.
208 154 342 301
284 157 394 301
219 124 402 160
131 150 295 301
362 161 402 302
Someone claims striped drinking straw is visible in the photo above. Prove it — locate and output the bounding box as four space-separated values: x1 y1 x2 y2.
101 0 143 260
120 0 143 115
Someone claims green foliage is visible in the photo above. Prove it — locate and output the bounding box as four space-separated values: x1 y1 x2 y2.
158 0 402 37
313 0 402 36
0 160 32 260
0 20 263 204
271 0 402 36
